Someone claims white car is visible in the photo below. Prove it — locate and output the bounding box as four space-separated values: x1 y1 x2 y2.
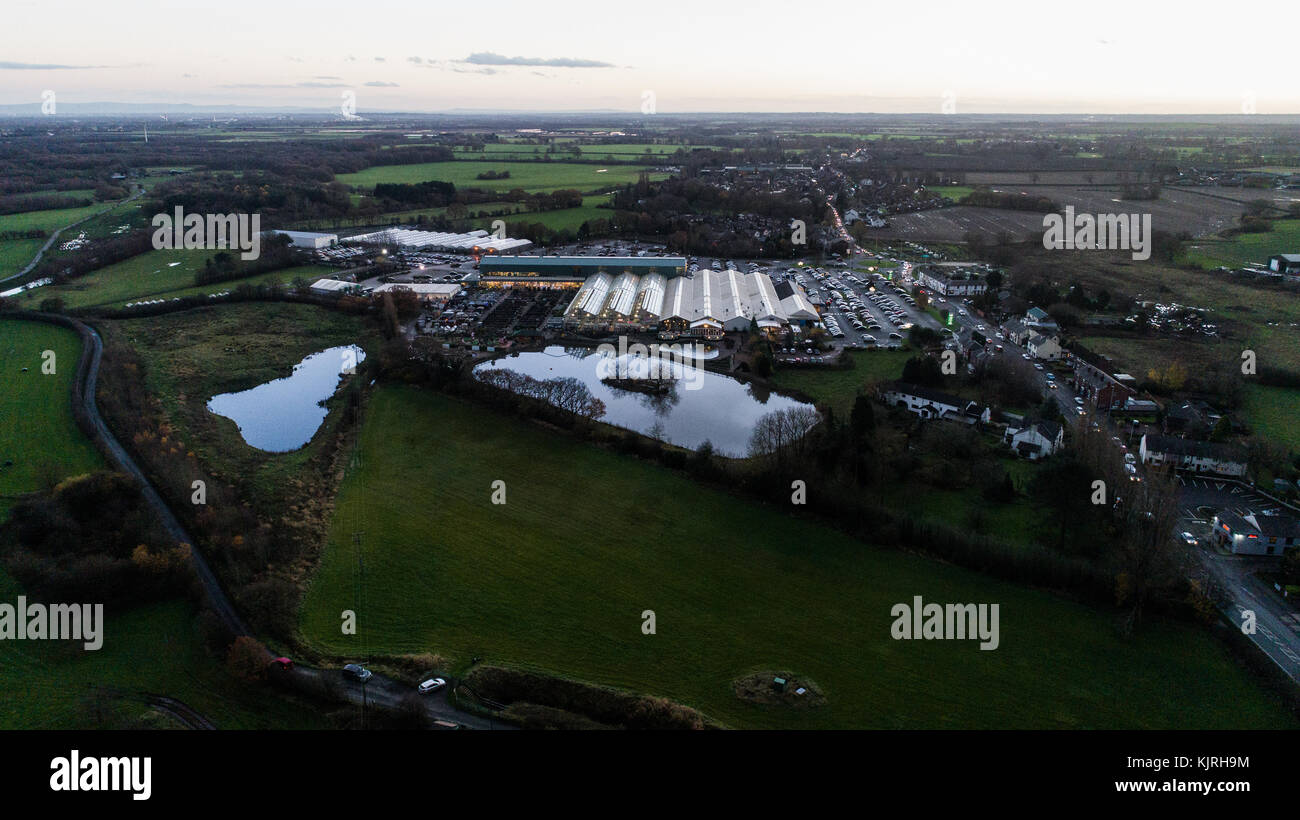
419 677 447 695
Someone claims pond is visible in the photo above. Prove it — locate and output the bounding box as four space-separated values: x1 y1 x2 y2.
207 345 366 452
474 345 815 456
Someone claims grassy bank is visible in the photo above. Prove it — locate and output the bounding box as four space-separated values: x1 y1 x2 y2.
299 384 1293 729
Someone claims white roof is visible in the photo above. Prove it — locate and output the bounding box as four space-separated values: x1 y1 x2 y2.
310 278 354 292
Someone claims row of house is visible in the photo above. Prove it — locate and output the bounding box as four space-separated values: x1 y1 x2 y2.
1138 433 1247 477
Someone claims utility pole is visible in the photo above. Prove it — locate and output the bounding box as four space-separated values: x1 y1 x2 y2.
352 530 365 730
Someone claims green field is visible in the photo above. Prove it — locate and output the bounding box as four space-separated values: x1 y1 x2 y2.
0 581 324 729
360 195 615 233
0 318 324 729
0 320 104 516
1183 219 1300 269
930 185 975 201
9 248 333 310
1243 384 1300 452
0 202 109 235
0 237 47 279
771 348 912 416
299 385 1292 729
337 161 667 194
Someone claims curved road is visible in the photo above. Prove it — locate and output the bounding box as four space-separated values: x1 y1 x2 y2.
18 312 503 729
1 187 145 286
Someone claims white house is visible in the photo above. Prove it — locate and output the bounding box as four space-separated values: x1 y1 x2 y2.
1211 510 1300 556
1139 433 1247 477
1005 420 1064 460
879 381 991 424
1026 333 1063 361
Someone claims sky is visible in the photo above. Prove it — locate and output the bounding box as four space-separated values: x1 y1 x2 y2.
4 0 1299 114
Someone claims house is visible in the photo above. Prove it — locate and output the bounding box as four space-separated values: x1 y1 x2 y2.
1002 319 1031 346
1025 306 1059 333
917 266 988 297
1026 333 1063 361
1267 254 1300 275
1164 400 1222 435
879 381 991 424
1211 511 1300 556
842 209 861 225
1005 420 1063 460
1120 397 1160 416
1139 433 1247 477
1071 348 1136 411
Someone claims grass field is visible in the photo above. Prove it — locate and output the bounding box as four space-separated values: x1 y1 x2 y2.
771 348 912 416
1183 219 1300 269
0 202 109 235
0 237 47 279
0 318 325 729
365 195 616 233
0 580 325 729
0 320 104 517
299 385 1293 729
8 248 333 310
337 161 667 194
1243 384 1300 451
930 185 975 201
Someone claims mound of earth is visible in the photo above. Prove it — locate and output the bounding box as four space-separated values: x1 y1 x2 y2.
733 672 826 709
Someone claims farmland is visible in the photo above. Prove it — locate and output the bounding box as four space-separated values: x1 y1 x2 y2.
878 186 1244 243
0 318 324 729
298 385 1292 729
451 143 709 160
0 319 103 517
8 248 334 310
336 161 668 194
1183 218 1300 269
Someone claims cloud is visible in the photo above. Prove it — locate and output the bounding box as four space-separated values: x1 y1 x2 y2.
374 57 386 62
407 56 423 64
364 81 399 87
345 55 357 62
218 81 347 89
0 61 114 70
182 73 196 78
452 66 497 75
314 75 342 80
462 52 613 68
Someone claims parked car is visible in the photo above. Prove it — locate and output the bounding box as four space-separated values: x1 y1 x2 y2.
269 657 294 672
1181 532 1197 545
343 663 373 683
418 677 447 695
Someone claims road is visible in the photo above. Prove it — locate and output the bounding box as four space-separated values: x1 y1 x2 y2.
0 186 145 285
20 312 502 729
292 668 508 730
1176 476 1300 684
1195 549 1300 683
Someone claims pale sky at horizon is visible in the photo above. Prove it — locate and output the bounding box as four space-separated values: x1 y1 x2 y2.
5 0 1299 114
